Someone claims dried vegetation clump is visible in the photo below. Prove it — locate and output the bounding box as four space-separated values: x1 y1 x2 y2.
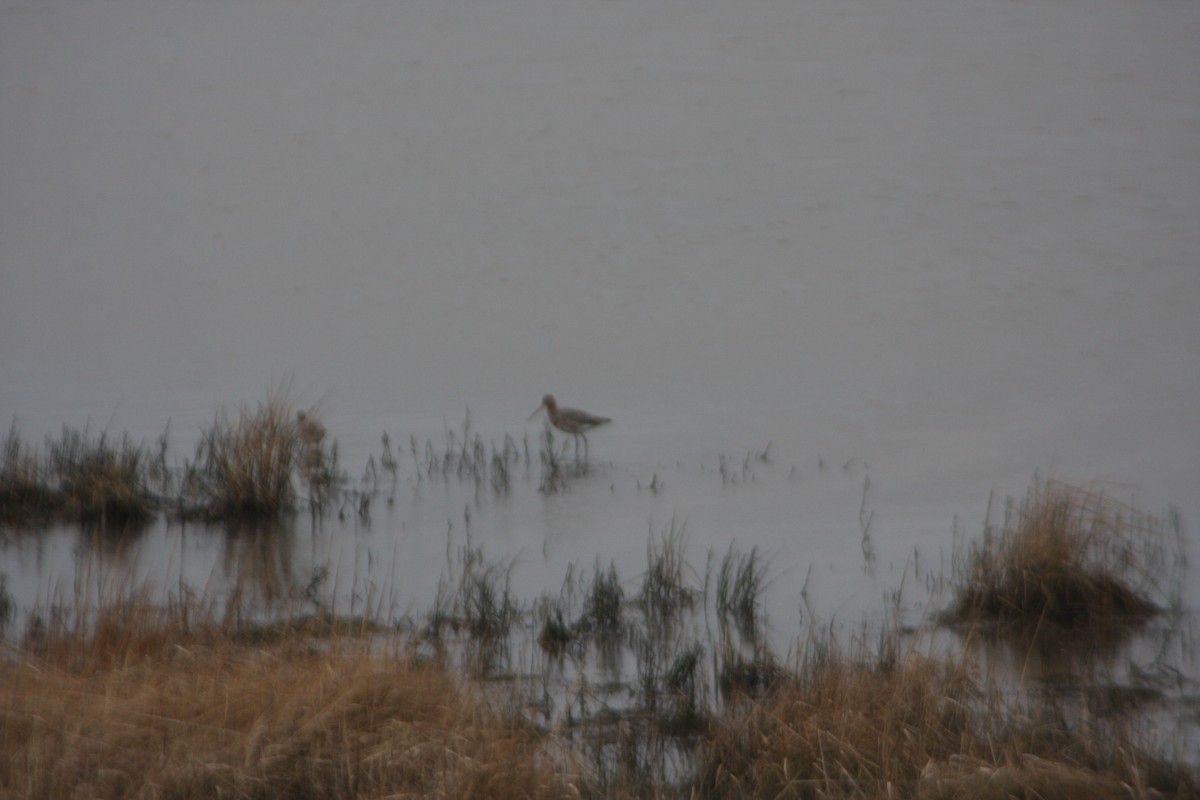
946 480 1167 629
181 392 303 520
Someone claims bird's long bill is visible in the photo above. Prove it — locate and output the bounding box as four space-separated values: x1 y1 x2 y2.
527 403 546 421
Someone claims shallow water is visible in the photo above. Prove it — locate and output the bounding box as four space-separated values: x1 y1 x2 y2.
2 0 1198 757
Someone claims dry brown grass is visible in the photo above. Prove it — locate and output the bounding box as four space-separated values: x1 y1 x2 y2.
702 650 972 798
1 473 1195 799
183 390 304 520
700 642 1195 799
1 389 338 525
1 601 578 800
946 480 1163 629
2 585 1196 800
918 754 1165 800
0 425 155 526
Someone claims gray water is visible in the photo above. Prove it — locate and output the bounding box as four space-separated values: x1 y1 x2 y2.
2 0 1198 750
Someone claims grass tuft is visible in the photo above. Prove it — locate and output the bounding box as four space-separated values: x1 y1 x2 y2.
637 519 698 622
428 545 519 647
579 559 625 639
183 390 304 520
715 543 769 636
945 479 1165 629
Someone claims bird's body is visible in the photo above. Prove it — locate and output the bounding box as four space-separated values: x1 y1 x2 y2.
529 394 610 463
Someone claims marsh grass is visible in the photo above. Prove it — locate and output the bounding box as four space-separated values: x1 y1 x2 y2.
700 628 1197 799
428 545 519 648
536 559 627 661
660 643 708 737
537 603 575 656
3 406 1197 799
3 399 532 527
0 423 56 520
582 629 707 792
580 559 626 639
715 643 784 699
637 519 699 623
183 391 302 520
538 424 567 493
1 392 343 525
2 540 1197 799
403 413 522 502
303 436 344 518
946 480 1166 630
0 576 13 638
1 596 574 800
714 543 770 636
0 423 155 526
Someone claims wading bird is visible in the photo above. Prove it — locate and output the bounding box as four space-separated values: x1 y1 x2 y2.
528 394 610 464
